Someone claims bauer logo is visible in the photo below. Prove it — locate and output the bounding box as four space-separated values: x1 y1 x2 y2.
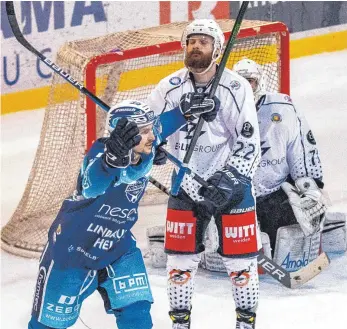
113 273 148 294
169 77 181 85
281 252 309 271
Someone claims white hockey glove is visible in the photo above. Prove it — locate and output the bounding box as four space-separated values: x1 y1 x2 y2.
146 225 167 268
281 177 329 236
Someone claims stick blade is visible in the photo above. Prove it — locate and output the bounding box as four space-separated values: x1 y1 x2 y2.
290 252 330 288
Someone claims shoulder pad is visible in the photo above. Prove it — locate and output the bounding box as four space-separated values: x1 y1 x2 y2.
263 93 293 105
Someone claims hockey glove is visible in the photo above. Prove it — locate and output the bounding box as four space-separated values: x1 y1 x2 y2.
153 141 168 165
281 177 329 236
198 166 245 210
104 117 141 168
179 92 220 122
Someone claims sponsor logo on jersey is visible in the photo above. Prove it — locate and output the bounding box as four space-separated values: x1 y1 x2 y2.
46 294 80 317
175 142 224 153
271 113 282 123
306 130 317 145
96 203 138 222
258 156 285 167
166 221 194 235
169 76 182 85
230 80 241 90
87 223 127 250
260 140 271 156
169 269 191 285
241 122 254 138
225 224 255 240
281 252 309 271
230 269 250 287
33 266 47 313
125 178 146 203
113 273 149 293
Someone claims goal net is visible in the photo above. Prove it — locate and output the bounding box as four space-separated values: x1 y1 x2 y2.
1 19 289 258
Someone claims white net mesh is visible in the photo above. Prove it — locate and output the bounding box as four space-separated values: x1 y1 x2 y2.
1 19 289 257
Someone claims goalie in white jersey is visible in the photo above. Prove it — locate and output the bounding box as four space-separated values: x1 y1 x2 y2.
233 58 328 264
148 20 261 329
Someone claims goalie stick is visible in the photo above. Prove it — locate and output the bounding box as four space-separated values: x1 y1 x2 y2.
171 1 250 196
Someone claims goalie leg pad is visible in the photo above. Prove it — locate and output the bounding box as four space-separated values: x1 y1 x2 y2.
167 254 201 310
223 256 259 311
273 224 322 272
215 211 259 257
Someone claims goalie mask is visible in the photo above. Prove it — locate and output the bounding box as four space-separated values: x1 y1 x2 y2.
233 58 266 101
106 100 161 138
181 19 225 74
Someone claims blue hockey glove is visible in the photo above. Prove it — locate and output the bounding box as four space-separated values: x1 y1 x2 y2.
198 166 246 209
179 92 220 122
104 117 141 168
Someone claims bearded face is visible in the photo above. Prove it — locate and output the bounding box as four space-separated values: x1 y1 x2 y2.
184 49 213 70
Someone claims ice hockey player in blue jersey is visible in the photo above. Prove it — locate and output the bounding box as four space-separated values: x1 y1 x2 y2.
28 99 219 329
233 59 329 267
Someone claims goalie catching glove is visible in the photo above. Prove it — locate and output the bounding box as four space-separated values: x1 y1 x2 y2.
103 117 141 168
281 177 329 236
179 92 220 122
198 166 247 210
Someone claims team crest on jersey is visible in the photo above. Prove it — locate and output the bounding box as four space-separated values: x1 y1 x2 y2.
306 130 316 145
271 113 282 123
230 80 241 90
169 77 181 85
125 178 146 203
241 122 254 138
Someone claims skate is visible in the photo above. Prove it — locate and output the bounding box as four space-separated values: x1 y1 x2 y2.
169 309 191 329
235 308 256 329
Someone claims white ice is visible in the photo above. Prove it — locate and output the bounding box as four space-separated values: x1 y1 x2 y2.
1 50 347 329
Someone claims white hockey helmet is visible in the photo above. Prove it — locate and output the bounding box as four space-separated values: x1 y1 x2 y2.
233 58 266 101
181 19 225 63
106 100 161 136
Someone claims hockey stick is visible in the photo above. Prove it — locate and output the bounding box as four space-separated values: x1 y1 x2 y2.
5 1 203 195
257 251 330 288
171 1 250 196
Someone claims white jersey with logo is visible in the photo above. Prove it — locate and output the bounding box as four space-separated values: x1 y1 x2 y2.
147 67 260 201
254 93 323 197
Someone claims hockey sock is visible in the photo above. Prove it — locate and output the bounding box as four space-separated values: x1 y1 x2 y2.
167 254 200 311
222 256 259 311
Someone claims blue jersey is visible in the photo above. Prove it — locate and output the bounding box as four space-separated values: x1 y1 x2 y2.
48 108 185 270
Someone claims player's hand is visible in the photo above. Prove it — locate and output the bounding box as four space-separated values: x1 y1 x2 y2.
179 92 220 122
104 117 141 168
198 166 245 209
153 141 168 165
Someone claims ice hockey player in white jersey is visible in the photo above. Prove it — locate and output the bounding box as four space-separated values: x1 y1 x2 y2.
233 58 329 268
148 20 261 329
